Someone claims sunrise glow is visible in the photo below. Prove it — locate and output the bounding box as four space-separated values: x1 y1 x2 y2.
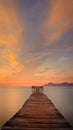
0 0 73 86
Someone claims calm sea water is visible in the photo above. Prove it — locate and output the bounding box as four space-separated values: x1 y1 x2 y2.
0 87 32 129
0 86 73 129
44 86 73 127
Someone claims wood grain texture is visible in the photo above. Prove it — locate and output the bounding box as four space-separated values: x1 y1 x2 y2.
1 87 73 130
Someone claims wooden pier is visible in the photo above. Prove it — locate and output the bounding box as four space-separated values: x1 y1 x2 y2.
1 87 73 130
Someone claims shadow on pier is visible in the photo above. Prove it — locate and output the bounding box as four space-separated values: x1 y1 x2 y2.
1 86 73 130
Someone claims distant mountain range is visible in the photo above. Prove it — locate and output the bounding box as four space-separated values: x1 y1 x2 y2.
44 82 73 87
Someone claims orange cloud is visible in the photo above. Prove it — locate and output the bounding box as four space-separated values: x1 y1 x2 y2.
58 57 70 62
0 50 24 82
43 0 73 42
0 0 24 46
8 52 23 73
0 0 73 86
0 1 26 83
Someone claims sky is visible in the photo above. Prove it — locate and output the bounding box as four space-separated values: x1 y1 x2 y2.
0 0 73 86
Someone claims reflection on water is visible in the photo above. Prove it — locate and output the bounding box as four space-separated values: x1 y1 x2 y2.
0 87 32 129
0 86 73 129
44 86 73 127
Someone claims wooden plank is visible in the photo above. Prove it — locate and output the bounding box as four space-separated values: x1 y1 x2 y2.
1 87 73 130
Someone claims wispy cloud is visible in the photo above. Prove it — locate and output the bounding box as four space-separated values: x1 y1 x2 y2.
0 0 25 81
58 57 70 62
43 0 73 42
0 0 73 85
0 1 24 45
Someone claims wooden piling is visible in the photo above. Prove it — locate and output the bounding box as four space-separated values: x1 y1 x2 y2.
1 87 73 130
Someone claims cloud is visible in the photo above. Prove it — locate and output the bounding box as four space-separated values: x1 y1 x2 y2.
58 57 70 62
0 1 24 46
0 0 73 85
0 49 24 79
0 0 26 81
43 0 73 42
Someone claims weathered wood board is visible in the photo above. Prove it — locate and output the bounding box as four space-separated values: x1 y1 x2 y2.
1 87 73 130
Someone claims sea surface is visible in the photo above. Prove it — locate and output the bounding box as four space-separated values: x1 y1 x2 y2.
0 86 73 129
